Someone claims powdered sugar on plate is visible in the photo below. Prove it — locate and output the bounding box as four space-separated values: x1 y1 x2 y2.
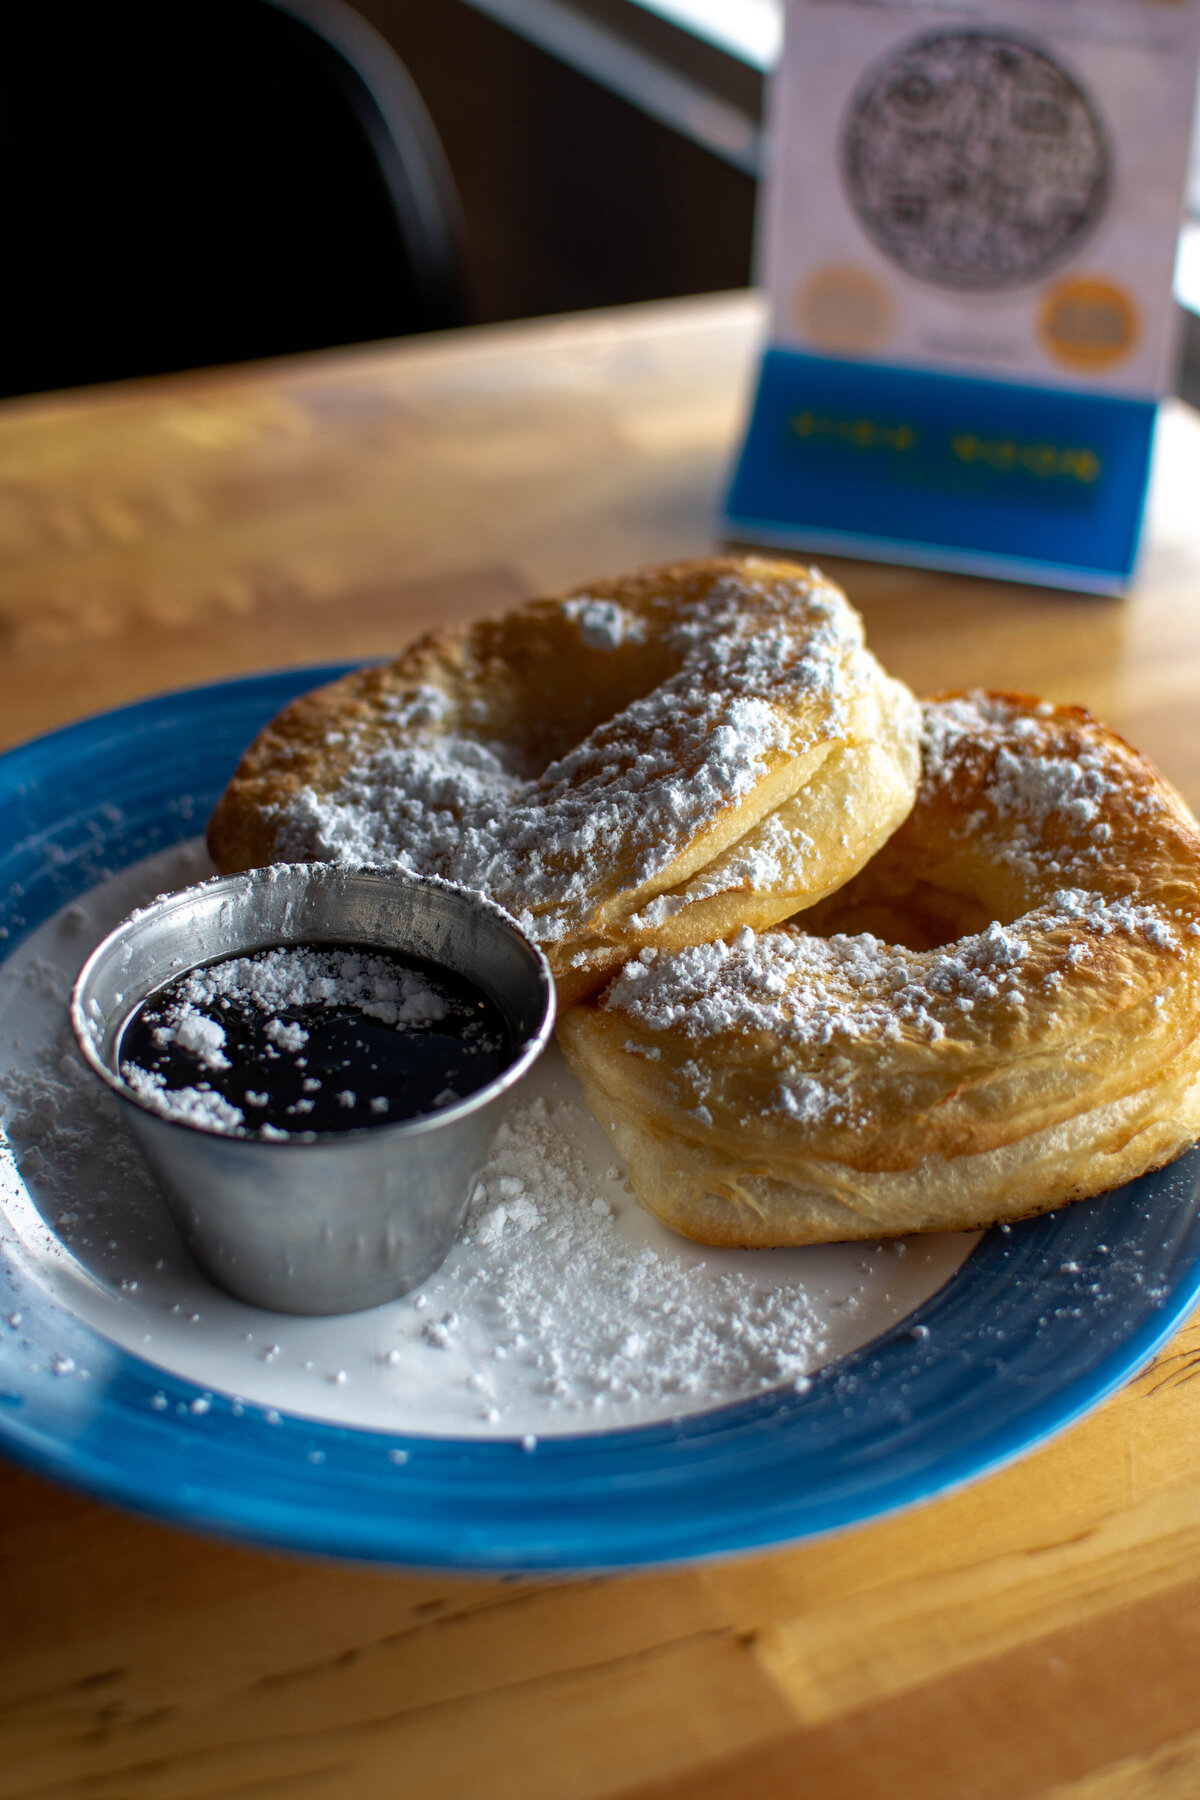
0 843 975 1436
453 1098 825 1408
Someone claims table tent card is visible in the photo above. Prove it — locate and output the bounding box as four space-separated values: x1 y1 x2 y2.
725 0 1200 591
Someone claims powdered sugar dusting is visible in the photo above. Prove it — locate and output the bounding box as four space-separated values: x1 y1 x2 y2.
450 1097 831 1407
628 809 817 929
160 1006 230 1070
990 743 1111 831
176 945 449 1030
560 596 647 650
921 694 1146 877
610 890 1181 1075
271 568 872 944
119 945 450 1134
602 693 1193 1129
122 1067 245 1134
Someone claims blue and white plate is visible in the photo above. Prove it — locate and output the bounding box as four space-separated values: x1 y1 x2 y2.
0 669 1198 1574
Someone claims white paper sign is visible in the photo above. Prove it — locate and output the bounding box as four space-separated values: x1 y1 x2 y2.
762 0 1200 397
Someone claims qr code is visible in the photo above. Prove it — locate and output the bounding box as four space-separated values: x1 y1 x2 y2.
841 31 1109 291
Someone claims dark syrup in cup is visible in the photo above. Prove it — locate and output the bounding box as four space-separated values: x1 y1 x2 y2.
117 940 515 1138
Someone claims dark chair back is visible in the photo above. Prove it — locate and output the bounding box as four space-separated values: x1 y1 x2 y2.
1 0 465 397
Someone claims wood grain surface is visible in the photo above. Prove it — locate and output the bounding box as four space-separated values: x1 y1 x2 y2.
3 293 1200 1799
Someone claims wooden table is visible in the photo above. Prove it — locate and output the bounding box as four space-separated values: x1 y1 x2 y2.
4 292 1200 1800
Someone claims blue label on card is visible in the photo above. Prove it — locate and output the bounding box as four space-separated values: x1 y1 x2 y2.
722 348 1157 591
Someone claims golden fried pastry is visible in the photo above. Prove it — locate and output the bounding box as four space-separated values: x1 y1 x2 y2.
558 693 1200 1242
208 558 921 1002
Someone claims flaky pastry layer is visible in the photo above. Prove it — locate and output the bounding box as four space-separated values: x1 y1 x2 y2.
207 558 921 1001
558 693 1200 1242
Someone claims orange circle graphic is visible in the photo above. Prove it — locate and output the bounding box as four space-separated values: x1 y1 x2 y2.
795 266 894 355
1038 277 1139 372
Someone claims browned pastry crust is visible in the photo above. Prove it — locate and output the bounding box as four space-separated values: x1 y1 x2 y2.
557 693 1200 1243
208 558 921 1002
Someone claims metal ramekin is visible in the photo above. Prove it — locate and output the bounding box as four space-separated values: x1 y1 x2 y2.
70 864 555 1314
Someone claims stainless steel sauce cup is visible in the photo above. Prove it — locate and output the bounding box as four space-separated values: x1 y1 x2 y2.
70 864 555 1314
